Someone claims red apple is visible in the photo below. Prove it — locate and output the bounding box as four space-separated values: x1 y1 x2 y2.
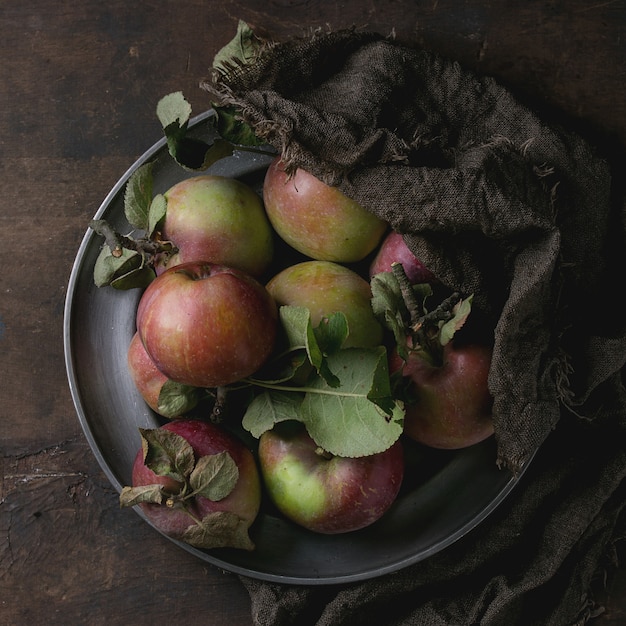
136 261 278 388
391 341 494 449
127 331 200 418
258 422 404 534
266 260 384 348
369 230 438 284
155 175 274 277
127 419 261 550
263 157 387 262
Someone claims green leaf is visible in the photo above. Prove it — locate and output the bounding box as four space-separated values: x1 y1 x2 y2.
139 427 195 483
301 347 404 458
194 137 235 168
439 294 473 345
242 391 304 439
279 306 324 372
370 271 411 360
189 451 239 501
212 20 261 75
313 312 349 355
119 484 166 508
93 246 143 287
278 306 344 387
278 305 312 349
366 347 400 416
156 380 201 418
179 510 255 550
249 350 309 386
157 92 237 170
213 105 265 147
156 91 192 131
147 193 167 237
209 22 265 148
174 136 235 171
124 162 154 230
109 265 155 290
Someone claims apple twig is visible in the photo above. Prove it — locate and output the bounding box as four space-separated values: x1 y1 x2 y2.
417 291 462 331
89 219 177 259
391 262 423 328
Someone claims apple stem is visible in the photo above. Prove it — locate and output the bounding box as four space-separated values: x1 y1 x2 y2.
314 446 333 460
391 262 465 368
210 386 229 422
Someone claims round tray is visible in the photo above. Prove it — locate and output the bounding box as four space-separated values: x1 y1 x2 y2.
64 110 528 585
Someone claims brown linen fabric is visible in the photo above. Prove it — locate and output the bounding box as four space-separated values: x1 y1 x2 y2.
204 28 626 625
206 28 626 473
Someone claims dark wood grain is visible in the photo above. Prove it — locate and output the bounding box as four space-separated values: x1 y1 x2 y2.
1 1 625 624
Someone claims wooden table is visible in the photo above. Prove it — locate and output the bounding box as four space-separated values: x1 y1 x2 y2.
2 2 625 624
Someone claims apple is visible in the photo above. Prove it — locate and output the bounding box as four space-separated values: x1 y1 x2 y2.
266 260 384 348
258 421 404 534
390 341 494 449
127 331 200 418
136 261 278 388
127 419 261 550
263 157 387 262
369 230 439 284
155 175 274 277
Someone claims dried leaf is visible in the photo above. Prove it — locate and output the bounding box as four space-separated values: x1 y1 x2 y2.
189 451 239 502
179 511 255 551
119 484 165 507
139 427 195 482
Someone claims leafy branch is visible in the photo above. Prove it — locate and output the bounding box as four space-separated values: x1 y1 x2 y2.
239 306 404 459
371 263 473 367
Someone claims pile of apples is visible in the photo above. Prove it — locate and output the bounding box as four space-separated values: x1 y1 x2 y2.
116 156 494 551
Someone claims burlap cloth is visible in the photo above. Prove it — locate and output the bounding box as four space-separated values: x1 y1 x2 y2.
205 29 626 625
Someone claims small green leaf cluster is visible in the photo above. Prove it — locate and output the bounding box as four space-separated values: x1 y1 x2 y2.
371 265 473 367
91 162 174 290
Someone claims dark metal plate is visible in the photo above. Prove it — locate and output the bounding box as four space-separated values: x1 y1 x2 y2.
64 111 528 585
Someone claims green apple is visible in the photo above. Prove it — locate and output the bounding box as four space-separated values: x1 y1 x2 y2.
263 157 387 262
156 175 274 278
266 260 384 348
258 422 404 534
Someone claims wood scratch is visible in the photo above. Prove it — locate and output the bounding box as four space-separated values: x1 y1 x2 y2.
575 0 620 12
4 471 86 485
2 437 86 500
